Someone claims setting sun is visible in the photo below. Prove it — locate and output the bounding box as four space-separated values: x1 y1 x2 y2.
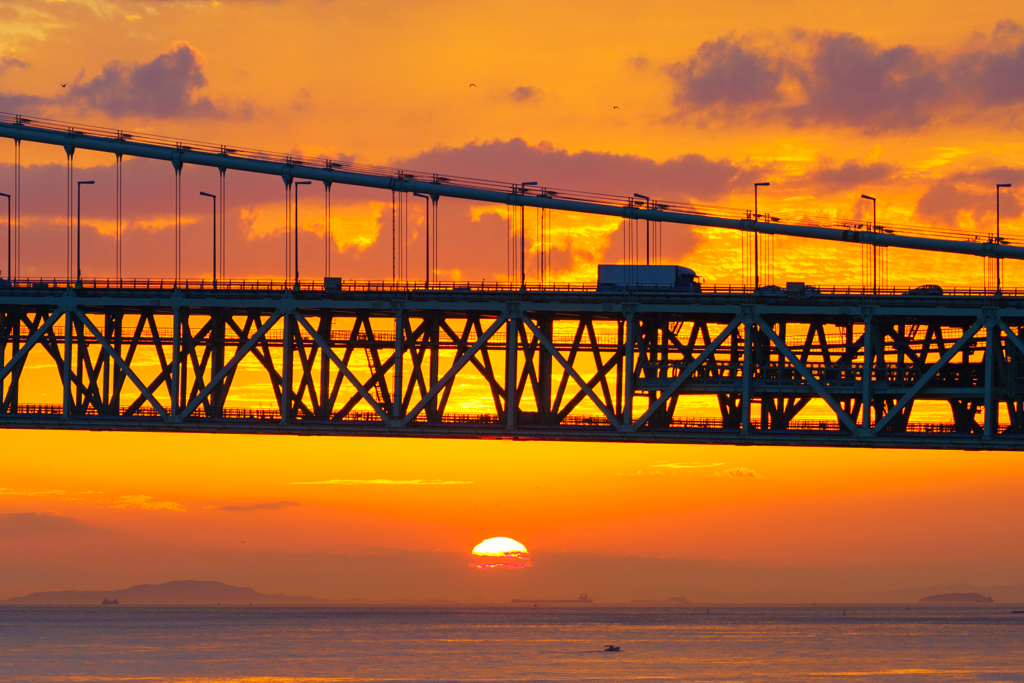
471 538 531 569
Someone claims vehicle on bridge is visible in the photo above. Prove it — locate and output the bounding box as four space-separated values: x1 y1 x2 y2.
902 284 944 296
597 265 702 292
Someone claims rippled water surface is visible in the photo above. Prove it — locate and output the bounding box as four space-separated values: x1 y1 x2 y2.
1 604 1022 682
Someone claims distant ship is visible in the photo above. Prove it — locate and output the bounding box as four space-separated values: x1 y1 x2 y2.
512 593 593 604
101 598 119 605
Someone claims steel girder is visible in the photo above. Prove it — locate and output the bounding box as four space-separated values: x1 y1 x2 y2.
3 286 1024 449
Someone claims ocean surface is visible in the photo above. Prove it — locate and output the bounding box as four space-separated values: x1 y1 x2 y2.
0 604 1022 682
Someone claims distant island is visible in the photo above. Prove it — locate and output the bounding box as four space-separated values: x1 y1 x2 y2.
1 580 332 605
919 592 995 604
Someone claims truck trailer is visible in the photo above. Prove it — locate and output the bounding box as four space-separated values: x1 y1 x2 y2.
597 265 702 292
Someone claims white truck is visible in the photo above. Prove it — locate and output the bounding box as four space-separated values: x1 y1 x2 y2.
597 265 702 292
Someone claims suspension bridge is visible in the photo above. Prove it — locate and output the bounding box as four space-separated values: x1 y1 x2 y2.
2 113 1024 449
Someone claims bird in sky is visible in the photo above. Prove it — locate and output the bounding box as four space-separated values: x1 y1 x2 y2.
613 106 619 109
469 83 477 88
60 83 67 88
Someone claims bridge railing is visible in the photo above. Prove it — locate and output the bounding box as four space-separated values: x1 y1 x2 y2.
3 277 1024 298
1 403 994 436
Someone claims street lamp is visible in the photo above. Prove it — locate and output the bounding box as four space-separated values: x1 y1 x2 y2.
413 192 432 289
861 194 877 294
0 192 9 282
76 180 95 286
294 180 312 287
199 192 217 289
997 183 1012 295
519 182 537 288
634 193 650 265
754 182 770 289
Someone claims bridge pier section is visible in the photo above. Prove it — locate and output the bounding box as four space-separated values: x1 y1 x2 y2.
61 304 71 420
984 321 996 440
741 317 752 434
281 312 293 425
623 312 635 427
171 304 180 420
862 312 872 433
505 310 517 430
392 306 404 425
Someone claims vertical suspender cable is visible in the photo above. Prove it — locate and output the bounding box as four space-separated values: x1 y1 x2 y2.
115 154 122 281
220 168 226 281
324 181 331 278
66 147 73 282
433 196 438 284
284 179 291 285
13 139 20 279
404 193 409 283
391 190 396 284
539 208 544 284
174 160 182 284
397 192 402 282
536 208 544 282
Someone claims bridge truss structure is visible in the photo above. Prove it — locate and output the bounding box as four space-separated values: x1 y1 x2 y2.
3 282 1024 449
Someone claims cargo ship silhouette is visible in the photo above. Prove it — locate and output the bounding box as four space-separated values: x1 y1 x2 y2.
512 593 593 604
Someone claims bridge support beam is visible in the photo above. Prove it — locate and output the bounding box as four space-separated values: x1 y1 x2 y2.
393 307 404 425
281 313 292 425
741 318 752 434
862 313 872 433
624 313 634 427
62 307 71 420
506 312 517 430
985 322 996 440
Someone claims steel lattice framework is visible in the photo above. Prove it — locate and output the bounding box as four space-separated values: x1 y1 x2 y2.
4 283 1024 449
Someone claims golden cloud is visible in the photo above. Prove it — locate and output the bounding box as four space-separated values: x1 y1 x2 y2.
110 495 185 512
713 467 765 479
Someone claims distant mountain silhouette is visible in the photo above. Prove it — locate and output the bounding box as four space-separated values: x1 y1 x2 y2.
1 580 332 605
919 592 994 604
877 582 1024 604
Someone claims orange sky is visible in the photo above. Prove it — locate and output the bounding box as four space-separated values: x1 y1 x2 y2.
2 0 1024 600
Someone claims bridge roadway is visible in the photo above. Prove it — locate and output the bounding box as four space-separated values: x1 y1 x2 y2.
3 280 1024 449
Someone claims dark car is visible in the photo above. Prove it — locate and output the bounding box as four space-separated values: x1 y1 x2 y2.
902 284 943 296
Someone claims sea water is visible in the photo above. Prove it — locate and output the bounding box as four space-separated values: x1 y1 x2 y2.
0 604 1022 682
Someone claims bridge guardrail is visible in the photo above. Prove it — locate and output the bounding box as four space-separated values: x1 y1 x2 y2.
3 276 1024 298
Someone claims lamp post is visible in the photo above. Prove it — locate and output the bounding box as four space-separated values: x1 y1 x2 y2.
519 182 537 288
294 180 311 287
76 180 94 286
634 193 650 265
0 192 9 282
861 194 877 294
199 191 217 289
754 182 770 289
997 183 1012 295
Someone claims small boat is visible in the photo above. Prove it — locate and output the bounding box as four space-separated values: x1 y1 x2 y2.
603 645 620 652
101 598 119 605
